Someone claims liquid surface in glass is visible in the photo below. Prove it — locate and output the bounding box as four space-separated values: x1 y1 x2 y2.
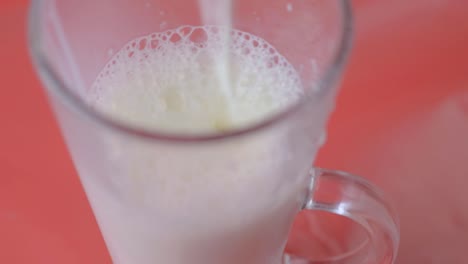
90 26 303 133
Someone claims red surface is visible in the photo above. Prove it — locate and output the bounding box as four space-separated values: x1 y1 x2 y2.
1 1 467 263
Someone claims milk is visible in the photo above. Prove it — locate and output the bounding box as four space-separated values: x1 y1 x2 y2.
90 26 302 133
84 26 308 264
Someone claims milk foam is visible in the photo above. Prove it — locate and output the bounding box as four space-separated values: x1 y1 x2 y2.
90 26 302 133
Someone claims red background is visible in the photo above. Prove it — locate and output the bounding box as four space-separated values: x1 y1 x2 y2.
1 0 468 263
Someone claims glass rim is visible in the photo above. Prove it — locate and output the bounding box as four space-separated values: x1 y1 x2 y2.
28 0 353 143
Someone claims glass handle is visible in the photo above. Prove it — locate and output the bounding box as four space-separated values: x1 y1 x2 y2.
284 168 399 264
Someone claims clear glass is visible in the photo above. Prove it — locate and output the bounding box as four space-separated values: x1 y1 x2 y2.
28 0 399 263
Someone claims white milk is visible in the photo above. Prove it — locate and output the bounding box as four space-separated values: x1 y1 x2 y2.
198 0 235 120
90 26 301 133
85 26 308 264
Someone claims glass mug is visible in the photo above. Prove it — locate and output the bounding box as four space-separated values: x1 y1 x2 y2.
28 0 399 263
